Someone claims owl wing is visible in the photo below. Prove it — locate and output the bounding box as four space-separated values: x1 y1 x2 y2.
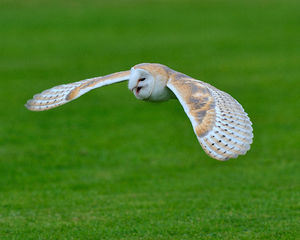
167 73 253 161
25 70 130 111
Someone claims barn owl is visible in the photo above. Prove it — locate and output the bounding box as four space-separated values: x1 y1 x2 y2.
26 63 253 161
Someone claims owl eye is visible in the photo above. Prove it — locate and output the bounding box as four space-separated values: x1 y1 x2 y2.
139 78 146 82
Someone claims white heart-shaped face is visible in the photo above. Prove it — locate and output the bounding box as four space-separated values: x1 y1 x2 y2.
128 67 155 100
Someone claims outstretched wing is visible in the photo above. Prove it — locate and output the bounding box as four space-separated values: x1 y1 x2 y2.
167 73 253 161
25 70 130 111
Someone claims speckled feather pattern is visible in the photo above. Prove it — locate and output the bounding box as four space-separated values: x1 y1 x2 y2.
200 83 253 160
167 74 253 161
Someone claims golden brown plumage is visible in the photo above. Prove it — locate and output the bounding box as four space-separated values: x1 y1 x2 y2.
26 63 253 160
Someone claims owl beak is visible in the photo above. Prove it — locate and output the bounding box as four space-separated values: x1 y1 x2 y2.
136 87 142 93
131 86 142 94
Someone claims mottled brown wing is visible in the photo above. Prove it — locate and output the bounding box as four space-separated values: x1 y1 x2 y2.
25 71 130 111
167 74 253 161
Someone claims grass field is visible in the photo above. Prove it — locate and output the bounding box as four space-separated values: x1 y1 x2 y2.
0 0 299 239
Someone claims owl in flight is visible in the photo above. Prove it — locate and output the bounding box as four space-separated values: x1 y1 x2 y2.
26 63 253 161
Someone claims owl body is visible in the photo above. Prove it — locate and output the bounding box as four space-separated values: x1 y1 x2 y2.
26 63 253 161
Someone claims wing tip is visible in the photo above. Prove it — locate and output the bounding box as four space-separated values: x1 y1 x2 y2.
25 99 53 112
25 100 35 111
199 135 253 161
209 148 250 161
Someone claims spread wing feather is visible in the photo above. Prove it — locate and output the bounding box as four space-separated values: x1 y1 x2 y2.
167 73 253 161
25 71 130 111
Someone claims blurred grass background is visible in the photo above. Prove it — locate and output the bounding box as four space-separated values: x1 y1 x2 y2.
0 0 299 239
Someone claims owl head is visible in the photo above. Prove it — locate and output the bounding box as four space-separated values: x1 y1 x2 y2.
128 63 172 101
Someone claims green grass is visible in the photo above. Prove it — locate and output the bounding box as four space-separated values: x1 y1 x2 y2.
0 0 299 239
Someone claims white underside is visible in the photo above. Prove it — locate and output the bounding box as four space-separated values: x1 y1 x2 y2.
147 86 175 102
